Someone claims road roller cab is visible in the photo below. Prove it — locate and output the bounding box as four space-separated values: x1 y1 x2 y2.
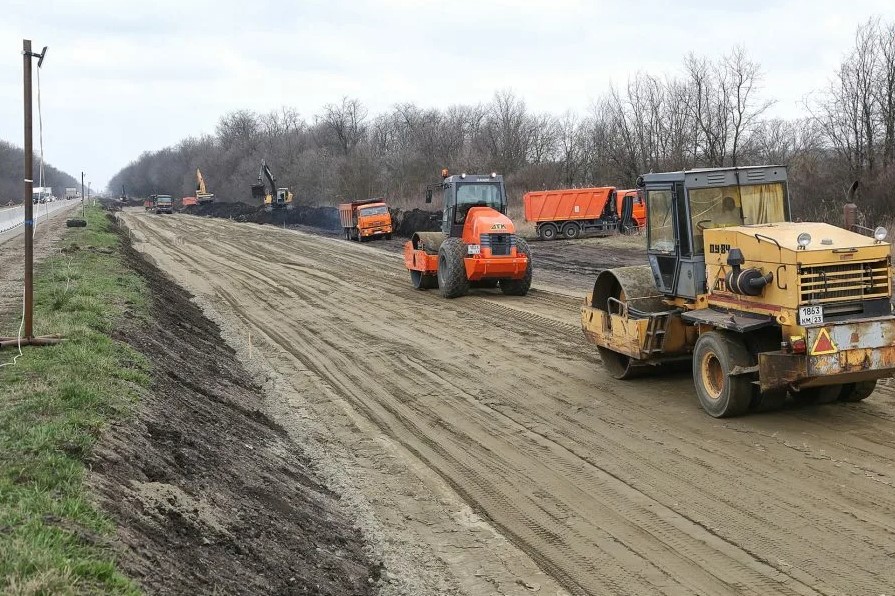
581 165 895 417
403 170 532 298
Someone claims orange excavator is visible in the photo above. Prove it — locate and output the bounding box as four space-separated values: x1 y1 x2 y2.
404 170 532 298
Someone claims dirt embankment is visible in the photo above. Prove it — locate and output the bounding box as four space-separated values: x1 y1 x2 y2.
87 221 379 595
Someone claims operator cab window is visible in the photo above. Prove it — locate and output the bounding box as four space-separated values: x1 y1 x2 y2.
455 183 502 223
688 182 787 254
647 190 675 253
360 206 388 216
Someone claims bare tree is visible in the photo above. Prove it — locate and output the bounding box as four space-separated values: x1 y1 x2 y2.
317 97 368 156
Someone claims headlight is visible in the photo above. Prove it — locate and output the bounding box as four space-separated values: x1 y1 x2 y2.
797 232 812 248
874 226 888 242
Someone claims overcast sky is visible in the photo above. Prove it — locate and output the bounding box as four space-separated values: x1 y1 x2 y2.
3 0 895 190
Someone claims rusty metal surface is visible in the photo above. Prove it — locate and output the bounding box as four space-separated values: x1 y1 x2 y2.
758 351 807 391
681 308 774 332
581 307 645 359
591 265 665 312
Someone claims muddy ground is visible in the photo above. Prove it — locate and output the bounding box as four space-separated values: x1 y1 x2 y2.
86 221 379 595
121 210 895 596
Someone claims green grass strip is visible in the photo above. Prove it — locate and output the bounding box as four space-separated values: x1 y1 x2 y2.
0 207 146 595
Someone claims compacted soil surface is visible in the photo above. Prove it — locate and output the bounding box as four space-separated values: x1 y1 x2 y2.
120 210 895 596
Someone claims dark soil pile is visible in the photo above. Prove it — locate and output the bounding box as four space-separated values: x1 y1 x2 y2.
180 200 442 239
390 209 442 237
88 219 378 595
182 202 341 231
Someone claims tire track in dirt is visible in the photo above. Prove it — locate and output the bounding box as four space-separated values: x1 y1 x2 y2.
122 212 895 595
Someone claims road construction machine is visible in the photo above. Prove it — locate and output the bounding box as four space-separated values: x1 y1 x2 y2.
251 160 293 212
339 199 393 241
196 168 214 205
404 170 532 298
581 165 895 417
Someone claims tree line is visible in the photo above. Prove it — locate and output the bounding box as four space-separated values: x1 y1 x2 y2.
0 140 80 205
109 18 895 223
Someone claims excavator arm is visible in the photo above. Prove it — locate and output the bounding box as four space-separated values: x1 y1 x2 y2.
259 160 277 196
196 168 206 194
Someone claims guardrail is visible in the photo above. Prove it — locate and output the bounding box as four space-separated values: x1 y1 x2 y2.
0 200 77 234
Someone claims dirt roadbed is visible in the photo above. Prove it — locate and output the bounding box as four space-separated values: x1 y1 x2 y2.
119 211 895 595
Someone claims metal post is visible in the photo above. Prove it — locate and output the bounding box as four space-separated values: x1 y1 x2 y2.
23 39 33 339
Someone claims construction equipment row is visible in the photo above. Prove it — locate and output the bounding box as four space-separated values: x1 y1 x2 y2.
398 165 895 418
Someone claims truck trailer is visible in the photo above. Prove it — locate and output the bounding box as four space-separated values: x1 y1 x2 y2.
339 199 393 241
523 187 620 240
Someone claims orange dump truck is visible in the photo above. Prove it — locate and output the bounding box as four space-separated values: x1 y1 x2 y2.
339 199 393 241
181 196 199 207
616 188 646 232
523 187 619 240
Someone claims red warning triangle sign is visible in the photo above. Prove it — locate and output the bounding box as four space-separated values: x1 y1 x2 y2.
811 328 837 355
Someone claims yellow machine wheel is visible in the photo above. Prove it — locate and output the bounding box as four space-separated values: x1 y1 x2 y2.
692 332 752 418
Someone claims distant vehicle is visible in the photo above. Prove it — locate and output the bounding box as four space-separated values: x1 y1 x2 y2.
196 168 214 205
182 196 199 207
523 187 620 240
339 199 393 241
145 196 155 211
251 160 293 212
31 186 52 204
64 187 79 200
154 195 174 214
616 188 647 232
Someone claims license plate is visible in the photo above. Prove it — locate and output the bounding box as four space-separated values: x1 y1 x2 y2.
467 244 481 255
799 305 823 325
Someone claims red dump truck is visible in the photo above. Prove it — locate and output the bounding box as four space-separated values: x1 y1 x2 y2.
339 199 393 241
523 187 619 240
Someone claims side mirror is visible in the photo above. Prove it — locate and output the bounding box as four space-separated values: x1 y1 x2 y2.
425 188 433 204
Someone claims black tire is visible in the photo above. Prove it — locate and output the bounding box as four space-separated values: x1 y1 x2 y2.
344 228 350 240
793 384 843 405
751 389 787 412
437 237 469 298
540 224 558 241
692 331 753 418
385 234 392 240
410 269 437 290
499 237 533 296
839 380 877 402
562 222 580 239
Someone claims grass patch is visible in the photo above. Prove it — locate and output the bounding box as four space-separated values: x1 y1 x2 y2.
0 207 147 594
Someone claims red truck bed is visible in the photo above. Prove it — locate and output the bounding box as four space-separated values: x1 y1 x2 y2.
523 187 615 222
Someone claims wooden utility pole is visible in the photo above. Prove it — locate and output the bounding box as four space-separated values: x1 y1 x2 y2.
0 39 60 349
23 39 34 339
